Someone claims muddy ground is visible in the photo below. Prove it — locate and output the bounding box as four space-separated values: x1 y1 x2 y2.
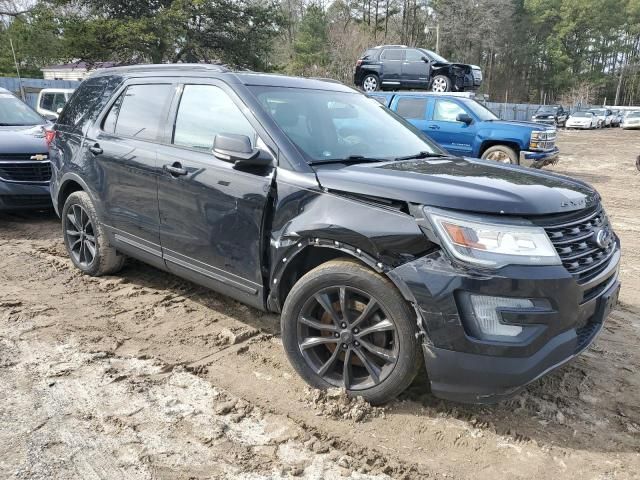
0 128 639 479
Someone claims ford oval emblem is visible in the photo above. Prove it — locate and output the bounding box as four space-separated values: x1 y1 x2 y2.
594 228 613 248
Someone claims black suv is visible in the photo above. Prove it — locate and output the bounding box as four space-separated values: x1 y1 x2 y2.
50 65 620 404
531 104 568 127
354 45 483 93
0 87 53 210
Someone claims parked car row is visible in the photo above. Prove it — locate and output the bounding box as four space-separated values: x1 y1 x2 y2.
0 66 623 407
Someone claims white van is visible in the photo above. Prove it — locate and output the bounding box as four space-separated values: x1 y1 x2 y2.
36 88 75 120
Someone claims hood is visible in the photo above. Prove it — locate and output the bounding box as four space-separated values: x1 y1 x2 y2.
485 119 555 131
0 125 49 155
314 157 598 216
433 61 474 71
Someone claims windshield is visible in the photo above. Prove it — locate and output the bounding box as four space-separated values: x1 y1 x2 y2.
536 106 558 113
571 112 591 117
423 49 449 63
249 86 443 163
0 94 45 126
590 109 605 116
464 100 499 121
628 111 640 118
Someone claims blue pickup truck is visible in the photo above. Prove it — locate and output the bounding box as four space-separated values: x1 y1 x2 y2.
368 92 559 168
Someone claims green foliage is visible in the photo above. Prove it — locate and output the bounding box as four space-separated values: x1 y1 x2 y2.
0 5 67 77
291 4 329 73
1 0 285 74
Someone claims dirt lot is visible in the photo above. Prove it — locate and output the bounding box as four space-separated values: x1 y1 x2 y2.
1 128 639 479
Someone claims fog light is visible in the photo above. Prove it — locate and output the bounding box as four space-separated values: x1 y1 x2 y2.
468 295 534 339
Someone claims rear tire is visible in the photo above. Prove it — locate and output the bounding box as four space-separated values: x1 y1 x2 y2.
361 74 380 92
481 145 519 165
281 259 421 405
62 191 125 276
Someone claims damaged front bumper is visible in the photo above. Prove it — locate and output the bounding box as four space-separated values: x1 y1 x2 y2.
519 147 560 169
388 246 621 404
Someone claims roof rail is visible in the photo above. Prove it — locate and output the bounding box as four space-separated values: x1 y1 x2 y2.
98 63 230 74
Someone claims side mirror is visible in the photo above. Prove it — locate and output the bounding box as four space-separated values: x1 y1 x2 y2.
56 107 63 114
213 133 271 167
421 56 430 63
456 113 473 125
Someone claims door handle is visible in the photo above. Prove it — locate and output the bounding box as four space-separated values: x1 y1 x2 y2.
88 144 103 155
164 163 188 177
428 125 440 130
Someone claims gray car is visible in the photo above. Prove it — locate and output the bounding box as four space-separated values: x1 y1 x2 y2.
0 88 52 210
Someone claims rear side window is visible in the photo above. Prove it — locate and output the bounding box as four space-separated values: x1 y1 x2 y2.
105 84 173 140
381 49 405 61
396 98 428 119
173 85 256 150
361 48 378 60
57 75 123 131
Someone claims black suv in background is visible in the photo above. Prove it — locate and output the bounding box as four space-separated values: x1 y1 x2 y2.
354 45 483 93
50 65 619 405
0 87 52 211
531 105 568 127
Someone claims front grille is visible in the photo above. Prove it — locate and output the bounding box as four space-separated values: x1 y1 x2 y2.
0 153 45 161
536 139 556 149
0 162 52 182
533 205 616 284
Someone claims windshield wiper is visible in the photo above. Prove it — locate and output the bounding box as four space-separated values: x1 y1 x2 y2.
309 155 389 165
395 151 447 161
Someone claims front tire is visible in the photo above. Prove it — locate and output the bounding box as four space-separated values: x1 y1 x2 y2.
281 259 421 405
431 75 452 92
361 74 380 92
481 145 519 164
62 191 125 276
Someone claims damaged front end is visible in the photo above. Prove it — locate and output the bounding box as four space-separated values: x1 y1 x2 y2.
432 62 482 91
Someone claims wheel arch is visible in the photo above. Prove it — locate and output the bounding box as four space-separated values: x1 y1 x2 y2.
268 241 418 314
56 173 103 220
479 140 521 158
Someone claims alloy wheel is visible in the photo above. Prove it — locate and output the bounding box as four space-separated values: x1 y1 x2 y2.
297 286 399 390
363 76 378 92
485 151 512 163
432 77 448 92
65 204 97 267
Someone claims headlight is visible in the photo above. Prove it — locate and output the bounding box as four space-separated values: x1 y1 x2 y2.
425 208 561 268
531 130 549 141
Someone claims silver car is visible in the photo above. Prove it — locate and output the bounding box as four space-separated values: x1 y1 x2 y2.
622 111 640 130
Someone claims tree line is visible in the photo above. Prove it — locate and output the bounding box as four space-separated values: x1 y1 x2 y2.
1 0 640 106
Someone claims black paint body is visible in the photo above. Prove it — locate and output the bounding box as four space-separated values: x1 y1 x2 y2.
49 65 621 403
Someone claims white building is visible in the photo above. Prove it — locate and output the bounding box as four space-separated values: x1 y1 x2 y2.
41 62 117 81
